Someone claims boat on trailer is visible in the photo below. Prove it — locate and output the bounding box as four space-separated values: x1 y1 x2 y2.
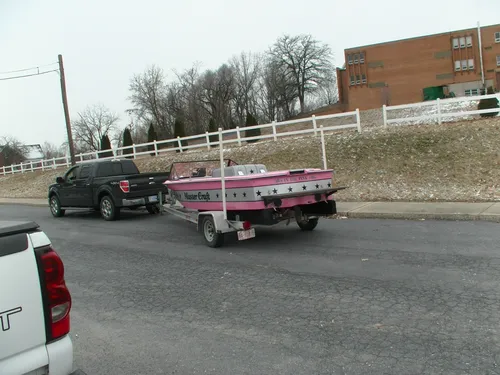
162 130 346 247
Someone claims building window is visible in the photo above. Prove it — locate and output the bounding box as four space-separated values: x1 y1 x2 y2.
466 36 472 47
354 54 359 64
495 32 500 43
461 60 468 71
361 74 367 84
465 89 480 96
350 75 355 85
452 38 459 49
360 52 365 63
468 59 474 70
454 60 461 71
348 55 353 65
356 75 361 84
459 37 466 48
497 55 500 67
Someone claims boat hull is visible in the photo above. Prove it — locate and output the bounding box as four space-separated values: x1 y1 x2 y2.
165 169 336 211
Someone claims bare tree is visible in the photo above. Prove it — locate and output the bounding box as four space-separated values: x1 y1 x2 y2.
0 136 28 165
198 64 236 129
72 104 120 152
268 34 334 113
128 65 170 137
41 141 66 159
230 51 261 125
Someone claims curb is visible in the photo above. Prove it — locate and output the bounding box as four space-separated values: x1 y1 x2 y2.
0 200 47 207
335 211 500 223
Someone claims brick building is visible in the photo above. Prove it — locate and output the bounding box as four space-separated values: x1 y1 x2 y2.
336 23 500 111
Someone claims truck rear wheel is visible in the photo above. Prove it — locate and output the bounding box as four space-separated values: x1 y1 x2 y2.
201 215 224 248
146 203 161 214
100 195 120 221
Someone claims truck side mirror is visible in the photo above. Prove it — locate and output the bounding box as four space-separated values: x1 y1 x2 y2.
56 177 64 184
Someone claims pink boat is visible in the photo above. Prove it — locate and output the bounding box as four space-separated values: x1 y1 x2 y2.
163 159 345 228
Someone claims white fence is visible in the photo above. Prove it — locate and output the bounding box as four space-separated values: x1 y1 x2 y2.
1 110 361 176
383 93 500 126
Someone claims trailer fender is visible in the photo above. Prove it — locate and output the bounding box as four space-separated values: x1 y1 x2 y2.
197 211 233 233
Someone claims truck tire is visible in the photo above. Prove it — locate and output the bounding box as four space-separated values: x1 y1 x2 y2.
146 203 161 215
201 215 224 248
100 195 120 221
297 217 319 231
49 195 65 217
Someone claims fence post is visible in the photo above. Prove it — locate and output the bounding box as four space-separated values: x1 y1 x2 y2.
52 158 56 169
177 137 183 153
112 147 117 159
320 125 327 170
436 98 442 125
11 165 14 174
95 151 99 159
132 144 137 158
236 126 241 146
20 162 24 173
2 166 5 176
356 108 362 133
79 154 83 163
66 156 70 166
383 105 388 127
272 121 277 141
154 140 158 156
312 115 318 136
205 132 211 150
30 161 33 172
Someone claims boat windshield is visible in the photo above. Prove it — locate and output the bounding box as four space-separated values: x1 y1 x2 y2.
168 159 238 180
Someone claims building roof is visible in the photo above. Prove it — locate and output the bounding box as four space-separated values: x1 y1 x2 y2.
345 22 500 52
22 144 44 160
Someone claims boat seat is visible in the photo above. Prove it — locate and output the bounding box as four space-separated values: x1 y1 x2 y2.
212 164 267 177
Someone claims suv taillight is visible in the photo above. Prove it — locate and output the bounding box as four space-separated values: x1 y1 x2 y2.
38 246 72 342
119 180 130 193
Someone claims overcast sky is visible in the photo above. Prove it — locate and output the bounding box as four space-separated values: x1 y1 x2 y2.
0 0 498 148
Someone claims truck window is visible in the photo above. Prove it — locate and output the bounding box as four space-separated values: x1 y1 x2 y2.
65 166 80 182
79 165 91 179
95 161 139 177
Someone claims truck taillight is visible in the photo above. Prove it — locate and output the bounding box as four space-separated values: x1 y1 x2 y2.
119 180 130 193
40 247 72 342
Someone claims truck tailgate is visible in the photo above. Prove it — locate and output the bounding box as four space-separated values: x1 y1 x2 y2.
125 173 169 197
0 223 49 374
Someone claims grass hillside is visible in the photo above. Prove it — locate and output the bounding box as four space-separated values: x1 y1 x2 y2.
1 117 499 202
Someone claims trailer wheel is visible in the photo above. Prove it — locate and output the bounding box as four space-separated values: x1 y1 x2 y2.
202 215 224 248
297 217 319 231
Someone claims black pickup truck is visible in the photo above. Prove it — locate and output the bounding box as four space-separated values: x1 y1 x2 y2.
48 159 170 221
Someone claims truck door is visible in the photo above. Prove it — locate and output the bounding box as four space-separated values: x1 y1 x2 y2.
73 164 93 207
58 165 80 206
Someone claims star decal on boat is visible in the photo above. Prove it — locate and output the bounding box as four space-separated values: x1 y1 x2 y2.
315 184 320 189
216 193 219 198
302 185 307 190
256 190 261 196
250 169 254 173
233 192 237 198
273 188 278 194
243 192 247 197
288 186 293 192
327 182 331 188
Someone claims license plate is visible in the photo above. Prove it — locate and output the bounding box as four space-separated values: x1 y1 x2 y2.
237 228 255 241
149 195 158 203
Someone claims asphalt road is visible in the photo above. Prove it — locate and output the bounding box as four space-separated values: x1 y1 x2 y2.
2 205 500 375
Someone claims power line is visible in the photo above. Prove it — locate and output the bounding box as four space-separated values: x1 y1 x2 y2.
0 62 58 75
0 69 59 81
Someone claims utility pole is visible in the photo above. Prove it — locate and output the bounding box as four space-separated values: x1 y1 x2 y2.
58 54 76 165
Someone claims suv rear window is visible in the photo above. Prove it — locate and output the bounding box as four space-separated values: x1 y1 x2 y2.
95 161 139 177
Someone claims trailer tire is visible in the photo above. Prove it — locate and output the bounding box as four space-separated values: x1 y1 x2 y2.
201 215 224 248
297 217 319 231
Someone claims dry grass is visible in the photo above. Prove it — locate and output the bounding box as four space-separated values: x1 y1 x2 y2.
1 116 500 202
